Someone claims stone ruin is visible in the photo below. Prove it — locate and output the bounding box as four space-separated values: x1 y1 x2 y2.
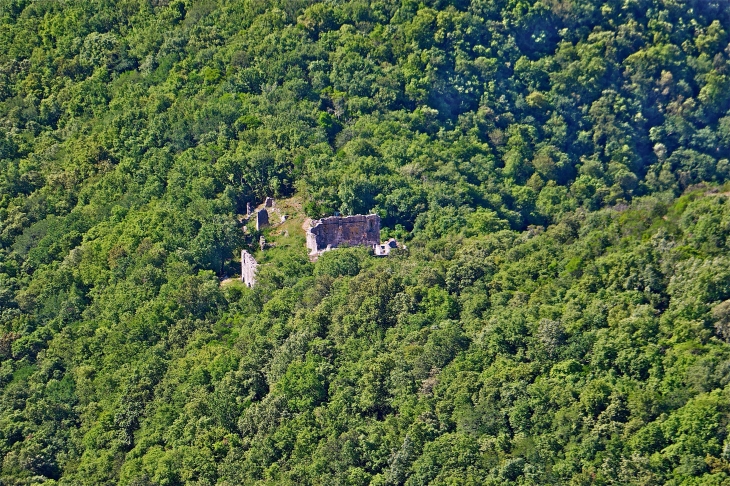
241 250 258 287
240 198 279 287
373 238 399 256
256 208 269 230
306 214 381 256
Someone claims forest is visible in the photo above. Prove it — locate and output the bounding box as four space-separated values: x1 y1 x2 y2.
2 0 730 484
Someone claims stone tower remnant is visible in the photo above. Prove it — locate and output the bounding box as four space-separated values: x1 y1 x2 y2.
306 214 381 256
241 250 258 287
256 209 269 230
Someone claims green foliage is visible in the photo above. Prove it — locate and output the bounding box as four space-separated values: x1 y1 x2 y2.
2 0 730 484
314 246 369 278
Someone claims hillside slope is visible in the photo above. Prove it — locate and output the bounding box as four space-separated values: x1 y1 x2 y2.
2 0 730 484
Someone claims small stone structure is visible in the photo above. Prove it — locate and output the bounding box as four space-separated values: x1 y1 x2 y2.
241 250 258 287
306 214 381 256
264 197 274 208
373 238 399 256
246 202 253 215
256 209 269 230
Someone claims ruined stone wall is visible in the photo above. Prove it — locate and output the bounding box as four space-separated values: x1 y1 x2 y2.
306 214 381 255
256 209 269 230
241 250 258 287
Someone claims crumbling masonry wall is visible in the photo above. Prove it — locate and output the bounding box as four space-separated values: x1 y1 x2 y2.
256 209 269 230
306 214 381 255
241 250 258 287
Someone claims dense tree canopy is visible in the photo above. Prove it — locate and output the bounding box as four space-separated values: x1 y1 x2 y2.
2 0 730 484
